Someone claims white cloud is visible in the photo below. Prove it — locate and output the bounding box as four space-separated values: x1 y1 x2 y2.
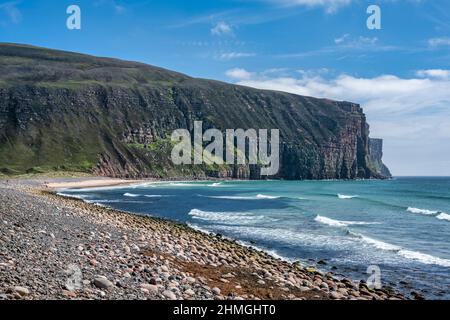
217 52 256 60
0 1 22 24
273 0 353 13
417 69 450 79
94 0 126 14
334 34 378 47
226 68 254 80
334 34 349 44
211 21 233 36
225 68 450 175
114 4 126 14
278 35 396 59
428 37 450 47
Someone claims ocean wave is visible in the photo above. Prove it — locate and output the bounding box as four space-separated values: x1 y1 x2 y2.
208 225 351 250
256 194 280 199
209 182 223 187
123 193 140 197
406 207 438 215
203 194 280 200
349 232 450 267
398 250 450 267
170 182 220 187
436 213 450 222
144 195 171 198
186 222 214 235
337 194 358 199
204 195 256 200
86 199 122 203
57 192 92 200
315 215 379 228
188 209 270 224
235 240 296 262
349 232 401 252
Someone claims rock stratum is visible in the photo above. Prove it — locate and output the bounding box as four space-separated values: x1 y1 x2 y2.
0 43 391 179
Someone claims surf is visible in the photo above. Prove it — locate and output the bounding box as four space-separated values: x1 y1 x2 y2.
337 194 358 199
406 207 438 215
315 215 379 228
349 231 450 267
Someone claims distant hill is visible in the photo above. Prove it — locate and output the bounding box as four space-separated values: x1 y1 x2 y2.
0 43 390 179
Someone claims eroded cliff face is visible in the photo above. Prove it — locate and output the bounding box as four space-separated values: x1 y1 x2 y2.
0 44 391 179
369 138 392 178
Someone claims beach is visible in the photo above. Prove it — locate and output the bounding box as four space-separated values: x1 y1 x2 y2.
0 177 405 300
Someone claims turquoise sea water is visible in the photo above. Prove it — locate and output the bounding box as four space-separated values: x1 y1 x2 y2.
61 177 450 299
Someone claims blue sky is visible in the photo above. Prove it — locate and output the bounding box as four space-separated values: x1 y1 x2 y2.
1 0 450 176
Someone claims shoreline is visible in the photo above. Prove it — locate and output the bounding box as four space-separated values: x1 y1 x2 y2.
45 179 146 190
0 177 407 300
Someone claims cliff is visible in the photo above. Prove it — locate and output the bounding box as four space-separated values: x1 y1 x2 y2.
369 138 392 178
0 43 391 179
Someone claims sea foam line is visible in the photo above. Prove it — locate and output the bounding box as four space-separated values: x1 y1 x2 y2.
202 194 280 200
406 207 450 222
349 231 450 267
315 215 379 228
186 223 296 263
406 207 438 215
337 194 358 199
436 212 450 222
123 193 140 197
188 209 267 223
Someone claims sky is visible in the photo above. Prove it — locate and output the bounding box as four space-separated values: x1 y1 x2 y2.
0 0 450 176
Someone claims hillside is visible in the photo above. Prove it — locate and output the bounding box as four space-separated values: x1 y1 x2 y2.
0 43 390 179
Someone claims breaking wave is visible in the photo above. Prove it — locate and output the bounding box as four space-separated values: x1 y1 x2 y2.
338 194 358 199
349 232 450 267
203 194 280 200
406 207 438 215
209 182 223 187
188 209 272 224
123 193 140 197
315 215 379 228
437 213 450 222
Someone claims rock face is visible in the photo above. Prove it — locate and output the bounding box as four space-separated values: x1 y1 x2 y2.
369 138 392 178
0 43 391 179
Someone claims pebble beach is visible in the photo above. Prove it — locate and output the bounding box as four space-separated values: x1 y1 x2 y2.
0 178 406 300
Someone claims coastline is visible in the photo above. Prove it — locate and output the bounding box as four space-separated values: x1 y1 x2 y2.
0 177 406 300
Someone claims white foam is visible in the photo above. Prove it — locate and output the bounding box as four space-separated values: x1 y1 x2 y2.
236 240 296 262
352 233 402 252
315 215 378 228
211 225 355 253
406 207 438 215
398 250 450 267
337 194 358 199
169 182 210 187
436 212 450 222
57 192 92 200
209 182 223 187
204 194 279 200
86 199 122 203
351 232 450 267
123 193 140 197
144 195 171 198
256 194 280 199
204 195 256 200
186 223 213 235
188 209 266 224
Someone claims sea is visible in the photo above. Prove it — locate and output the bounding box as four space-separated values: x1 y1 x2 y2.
60 177 450 299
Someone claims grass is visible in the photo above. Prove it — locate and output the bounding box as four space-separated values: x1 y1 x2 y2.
0 170 95 180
